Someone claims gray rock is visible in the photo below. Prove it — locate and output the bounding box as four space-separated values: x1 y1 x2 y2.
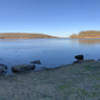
0 64 8 74
12 64 35 73
30 60 41 64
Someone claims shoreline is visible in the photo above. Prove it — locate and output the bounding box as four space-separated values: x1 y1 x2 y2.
0 59 100 99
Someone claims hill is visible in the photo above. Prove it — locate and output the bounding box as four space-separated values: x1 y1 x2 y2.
0 33 57 39
70 30 100 39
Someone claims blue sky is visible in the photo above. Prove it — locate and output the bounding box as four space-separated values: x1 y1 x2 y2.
0 0 100 36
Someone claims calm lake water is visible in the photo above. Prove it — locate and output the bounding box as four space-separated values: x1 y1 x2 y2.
0 38 100 71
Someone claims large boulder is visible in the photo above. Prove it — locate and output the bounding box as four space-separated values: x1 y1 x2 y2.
30 60 41 64
0 64 8 74
75 55 84 61
73 55 84 64
12 64 35 73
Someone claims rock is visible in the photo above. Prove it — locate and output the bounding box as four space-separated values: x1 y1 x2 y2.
75 55 84 61
73 55 84 64
0 64 8 74
12 64 35 73
30 60 41 64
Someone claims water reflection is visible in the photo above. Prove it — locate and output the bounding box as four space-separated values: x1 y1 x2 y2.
78 39 100 45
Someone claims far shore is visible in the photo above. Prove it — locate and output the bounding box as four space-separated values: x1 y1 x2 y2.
70 30 100 39
0 59 100 100
0 33 58 39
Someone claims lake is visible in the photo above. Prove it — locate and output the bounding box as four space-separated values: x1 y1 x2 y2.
0 38 100 72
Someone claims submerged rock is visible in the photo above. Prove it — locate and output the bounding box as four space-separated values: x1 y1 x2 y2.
30 60 41 64
12 64 35 73
0 64 8 74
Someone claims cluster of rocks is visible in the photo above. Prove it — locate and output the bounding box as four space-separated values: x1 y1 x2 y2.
0 60 42 75
0 54 96 75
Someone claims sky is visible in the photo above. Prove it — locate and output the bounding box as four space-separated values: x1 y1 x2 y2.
0 0 100 37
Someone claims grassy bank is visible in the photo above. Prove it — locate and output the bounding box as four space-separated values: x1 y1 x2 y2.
0 60 100 100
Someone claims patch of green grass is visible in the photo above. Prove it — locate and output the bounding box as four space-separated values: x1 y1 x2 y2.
59 83 75 96
59 84 70 90
85 65 100 71
94 84 100 89
59 85 88 96
90 91 99 97
59 86 100 98
86 72 100 80
85 65 92 71
94 76 100 80
59 81 74 90
76 88 89 96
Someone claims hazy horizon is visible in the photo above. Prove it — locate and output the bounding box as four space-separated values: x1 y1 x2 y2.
0 0 100 37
